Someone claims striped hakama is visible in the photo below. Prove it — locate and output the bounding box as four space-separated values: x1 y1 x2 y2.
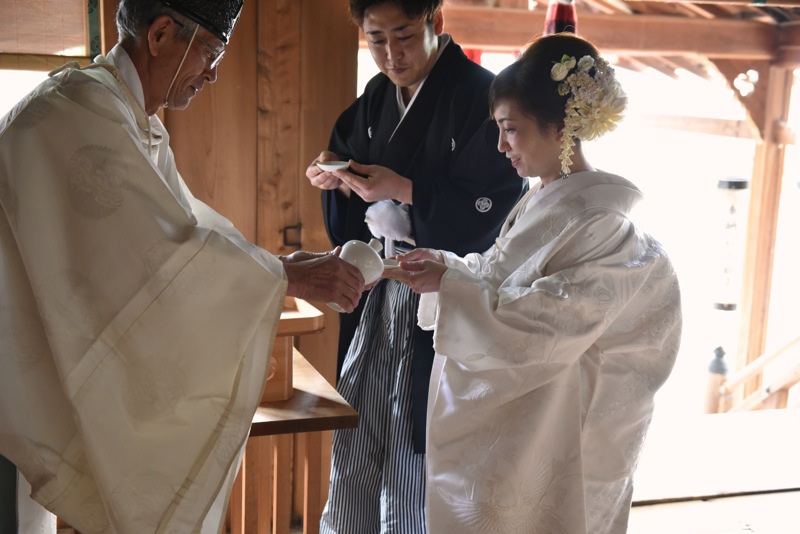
320 279 426 533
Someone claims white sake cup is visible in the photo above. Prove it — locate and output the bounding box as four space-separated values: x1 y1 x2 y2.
328 238 383 312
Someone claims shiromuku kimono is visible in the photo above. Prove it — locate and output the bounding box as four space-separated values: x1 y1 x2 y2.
0 45 286 534
319 35 525 532
420 171 682 534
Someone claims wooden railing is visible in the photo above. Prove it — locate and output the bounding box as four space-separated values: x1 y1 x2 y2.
706 334 800 413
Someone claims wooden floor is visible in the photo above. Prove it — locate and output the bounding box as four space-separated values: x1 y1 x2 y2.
632 409 800 502
291 411 800 534
56 493 798 534
287 491 800 534
628 490 800 534
71 410 800 534
627 409 800 533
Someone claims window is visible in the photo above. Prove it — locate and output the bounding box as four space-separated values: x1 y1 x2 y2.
0 0 92 57
0 70 49 117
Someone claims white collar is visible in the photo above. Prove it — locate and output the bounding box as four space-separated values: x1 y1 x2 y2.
395 33 452 116
102 44 147 113
391 34 452 139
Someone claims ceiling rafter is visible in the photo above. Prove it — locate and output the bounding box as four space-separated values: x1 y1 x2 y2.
441 6 778 58
581 0 623 15
624 0 800 7
663 54 712 77
676 2 718 17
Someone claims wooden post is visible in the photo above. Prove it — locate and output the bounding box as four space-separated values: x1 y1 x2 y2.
273 435 293 533
165 0 259 241
99 0 120 54
736 66 793 401
295 0 358 521
705 346 729 413
303 433 323 534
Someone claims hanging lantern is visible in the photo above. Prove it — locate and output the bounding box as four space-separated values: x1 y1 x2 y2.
702 177 749 413
712 177 750 311
543 0 578 35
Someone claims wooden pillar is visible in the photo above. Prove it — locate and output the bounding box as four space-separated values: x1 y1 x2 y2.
257 0 302 255
167 1 357 530
294 1 358 523
165 0 259 241
736 65 794 399
99 0 120 54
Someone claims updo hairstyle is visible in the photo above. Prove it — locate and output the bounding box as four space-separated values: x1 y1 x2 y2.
489 33 600 133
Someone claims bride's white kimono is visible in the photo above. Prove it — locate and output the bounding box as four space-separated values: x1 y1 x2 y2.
419 171 682 534
0 46 286 533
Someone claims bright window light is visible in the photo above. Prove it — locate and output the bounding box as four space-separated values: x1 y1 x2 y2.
0 70 49 118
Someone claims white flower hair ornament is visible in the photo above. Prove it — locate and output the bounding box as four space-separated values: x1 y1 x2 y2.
551 53 627 177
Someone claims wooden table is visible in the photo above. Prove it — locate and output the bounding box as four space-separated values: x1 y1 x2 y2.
251 349 358 437
229 349 358 534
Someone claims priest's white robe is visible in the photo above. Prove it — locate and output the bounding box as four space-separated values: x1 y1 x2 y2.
419 171 682 534
0 46 286 533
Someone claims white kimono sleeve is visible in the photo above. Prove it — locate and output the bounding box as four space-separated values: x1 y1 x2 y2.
0 68 285 534
428 210 671 385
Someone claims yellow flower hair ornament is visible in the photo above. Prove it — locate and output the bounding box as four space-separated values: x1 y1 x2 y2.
551 54 627 177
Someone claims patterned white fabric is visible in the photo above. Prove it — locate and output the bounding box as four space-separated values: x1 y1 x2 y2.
0 46 286 533
420 171 682 534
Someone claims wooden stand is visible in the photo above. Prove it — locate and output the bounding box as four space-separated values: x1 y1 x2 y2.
229 300 356 534
261 297 324 403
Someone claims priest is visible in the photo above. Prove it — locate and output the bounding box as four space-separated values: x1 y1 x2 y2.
0 1 364 532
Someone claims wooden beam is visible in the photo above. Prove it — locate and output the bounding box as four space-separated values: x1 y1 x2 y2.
0 54 89 71
581 0 627 15
615 56 650 72
640 57 679 78
722 334 800 393
595 0 636 12
628 0 800 6
675 2 718 18
776 21 800 67
440 5 778 58
711 59 771 140
665 55 713 79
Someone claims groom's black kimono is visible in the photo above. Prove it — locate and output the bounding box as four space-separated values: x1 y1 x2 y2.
322 39 526 452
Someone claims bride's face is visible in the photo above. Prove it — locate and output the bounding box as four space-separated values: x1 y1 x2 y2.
493 98 563 185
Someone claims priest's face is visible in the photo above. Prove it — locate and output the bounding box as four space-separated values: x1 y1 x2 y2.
161 17 225 111
493 98 563 186
362 3 444 101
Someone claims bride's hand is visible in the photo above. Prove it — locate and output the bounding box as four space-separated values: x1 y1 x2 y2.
382 258 446 294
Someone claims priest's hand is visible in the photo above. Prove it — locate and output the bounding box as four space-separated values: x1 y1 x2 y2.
335 161 412 205
281 250 365 312
381 248 446 294
280 249 336 264
306 151 352 196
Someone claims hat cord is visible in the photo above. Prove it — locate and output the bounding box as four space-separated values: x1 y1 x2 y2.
163 22 198 109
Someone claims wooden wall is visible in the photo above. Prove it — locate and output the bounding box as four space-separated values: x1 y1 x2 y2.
165 0 358 524
167 1 357 378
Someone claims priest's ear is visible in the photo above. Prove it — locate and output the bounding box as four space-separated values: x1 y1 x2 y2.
147 15 181 58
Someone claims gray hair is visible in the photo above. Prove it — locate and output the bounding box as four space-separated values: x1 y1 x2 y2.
115 0 194 42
